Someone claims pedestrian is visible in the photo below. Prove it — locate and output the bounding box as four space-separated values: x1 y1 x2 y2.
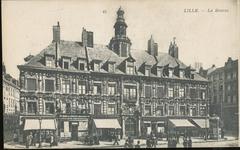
172 137 177 148
152 136 157 148
29 132 33 146
32 132 37 146
221 128 225 139
25 134 30 149
50 133 54 147
188 136 192 148
135 140 141 148
146 138 152 148
113 134 119 145
124 139 129 148
183 137 188 148
13 132 18 142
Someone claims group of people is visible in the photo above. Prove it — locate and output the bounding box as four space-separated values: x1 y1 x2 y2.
168 135 192 148
183 136 192 148
25 131 56 148
124 136 140 148
146 132 158 148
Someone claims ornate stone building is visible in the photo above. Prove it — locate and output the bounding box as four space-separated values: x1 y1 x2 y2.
18 7 209 141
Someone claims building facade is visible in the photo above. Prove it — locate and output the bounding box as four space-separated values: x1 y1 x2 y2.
18 8 210 141
3 62 20 114
204 57 238 136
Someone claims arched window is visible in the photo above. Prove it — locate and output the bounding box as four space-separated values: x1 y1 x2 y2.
125 118 136 136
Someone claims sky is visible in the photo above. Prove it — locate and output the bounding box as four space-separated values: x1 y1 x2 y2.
2 0 240 79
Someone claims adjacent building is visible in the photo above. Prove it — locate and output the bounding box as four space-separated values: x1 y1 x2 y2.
18 7 210 142
201 58 239 136
3 62 20 114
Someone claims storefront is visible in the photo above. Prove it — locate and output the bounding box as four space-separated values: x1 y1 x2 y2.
141 117 167 138
167 119 196 137
58 115 89 141
92 119 121 141
190 118 209 138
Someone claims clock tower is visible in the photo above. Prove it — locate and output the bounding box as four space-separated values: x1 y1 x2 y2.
109 7 131 57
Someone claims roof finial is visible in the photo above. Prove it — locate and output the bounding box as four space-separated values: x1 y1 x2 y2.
57 21 60 26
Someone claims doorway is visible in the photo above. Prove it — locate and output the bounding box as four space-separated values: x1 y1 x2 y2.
71 124 78 141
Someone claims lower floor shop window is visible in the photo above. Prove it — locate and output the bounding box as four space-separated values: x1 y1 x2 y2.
125 118 136 136
27 102 37 114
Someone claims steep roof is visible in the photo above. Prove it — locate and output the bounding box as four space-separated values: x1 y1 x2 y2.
19 40 208 82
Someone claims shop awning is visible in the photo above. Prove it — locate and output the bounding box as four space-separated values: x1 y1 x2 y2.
94 119 121 129
169 119 195 128
41 119 56 130
24 119 40 130
192 119 209 128
24 119 56 130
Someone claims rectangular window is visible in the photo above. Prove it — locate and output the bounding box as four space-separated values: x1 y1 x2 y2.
179 106 186 115
190 88 197 98
27 78 37 91
94 103 101 115
124 86 137 99
78 81 86 94
107 104 115 115
126 66 134 75
200 90 206 99
108 85 115 95
27 102 37 114
144 105 151 116
66 103 71 114
45 56 54 67
179 88 185 98
227 85 231 91
190 107 197 116
94 63 100 71
45 103 54 114
79 63 85 71
63 60 70 69
199 106 206 116
108 63 115 73
93 83 101 95
168 88 173 97
157 86 164 98
45 79 54 92
156 106 164 116
169 70 173 77
169 106 174 115
145 69 150 76
145 85 151 98
62 80 70 94
179 71 184 78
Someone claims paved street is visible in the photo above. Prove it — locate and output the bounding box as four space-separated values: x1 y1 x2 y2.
4 136 239 149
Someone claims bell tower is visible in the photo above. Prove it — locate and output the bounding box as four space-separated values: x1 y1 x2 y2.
109 7 131 57
168 37 179 59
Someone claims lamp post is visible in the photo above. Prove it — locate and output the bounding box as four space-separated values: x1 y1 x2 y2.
38 116 42 148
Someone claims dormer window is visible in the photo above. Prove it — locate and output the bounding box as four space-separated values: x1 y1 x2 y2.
126 62 134 75
108 63 115 73
179 70 184 78
45 55 54 67
145 68 150 76
62 57 70 69
169 69 173 78
94 62 100 71
78 59 86 71
157 68 163 77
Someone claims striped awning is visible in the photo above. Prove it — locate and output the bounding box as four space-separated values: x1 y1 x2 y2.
24 119 56 130
94 119 121 129
169 119 195 128
192 119 209 128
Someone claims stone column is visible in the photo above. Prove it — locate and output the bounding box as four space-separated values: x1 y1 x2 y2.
122 117 126 139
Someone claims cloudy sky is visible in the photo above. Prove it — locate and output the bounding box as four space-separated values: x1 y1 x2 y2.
2 0 240 79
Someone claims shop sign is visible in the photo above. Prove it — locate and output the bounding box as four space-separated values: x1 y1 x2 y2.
78 121 88 131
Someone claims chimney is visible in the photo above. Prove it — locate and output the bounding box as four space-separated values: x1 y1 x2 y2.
53 22 60 43
168 37 178 59
82 28 94 48
147 35 158 56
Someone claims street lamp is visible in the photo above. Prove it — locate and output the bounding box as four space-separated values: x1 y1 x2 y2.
38 116 42 148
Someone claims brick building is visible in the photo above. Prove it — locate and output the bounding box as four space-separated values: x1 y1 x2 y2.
18 7 210 142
